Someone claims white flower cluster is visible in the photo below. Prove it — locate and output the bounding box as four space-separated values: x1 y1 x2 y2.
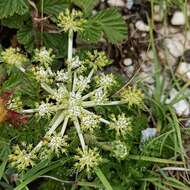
38 102 52 116
109 114 132 136
46 133 68 157
56 70 69 82
112 140 129 160
33 47 55 67
33 66 55 83
80 113 100 132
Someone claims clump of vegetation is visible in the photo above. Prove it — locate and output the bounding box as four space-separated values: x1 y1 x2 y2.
0 0 189 190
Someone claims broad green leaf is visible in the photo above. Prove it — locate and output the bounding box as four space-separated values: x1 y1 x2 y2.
0 0 29 19
1 14 27 29
39 0 69 16
72 0 99 14
81 8 127 44
93 8 127 44
80 20 102 43
17 25 34 50
43 32 68 58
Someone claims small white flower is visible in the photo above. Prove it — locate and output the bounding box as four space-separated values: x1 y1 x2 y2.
141 128 157 143
53 85 68 102
68 92 82 117
56 70 69 82
47 133 68 157
34 66 54 83
34 47 55 66
76 75 90 91
109 114 132 136
92 88 107 104
112 140 129 160
38 102 51 116
71 56 82 69
96 74 115 89
80 113 100 132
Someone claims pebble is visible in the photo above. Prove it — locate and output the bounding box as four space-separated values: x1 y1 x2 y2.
164 38 184 58
123 58 132 66
177 62 190 80
135 20 150 32
108 0 125 7
153 5 164 22
141 128 157 143
166 88 190 116
171 11 185 26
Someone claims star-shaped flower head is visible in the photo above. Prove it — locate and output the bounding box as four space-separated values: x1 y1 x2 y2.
33 47 55 68
74 148 103 174
109 113 132 137
120 86 144 107
58 9 87 32
1 47 29 72
9 144 36 171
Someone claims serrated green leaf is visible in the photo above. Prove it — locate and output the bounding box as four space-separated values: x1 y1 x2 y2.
17 25 34 50
43 32 68 57
93 8 127 44
1 14 30 29
0 0 29 19
72 0 99 14
80 20 102 43
39 0 69 16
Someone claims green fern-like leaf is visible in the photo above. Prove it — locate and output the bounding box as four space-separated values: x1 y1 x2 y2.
0 0 29 19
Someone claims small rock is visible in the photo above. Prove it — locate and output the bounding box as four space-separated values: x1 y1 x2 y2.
127 0 134 10
153 5 164 22
166 88 190 116
177 62 190 80
141 128 157 143
164 38 184 57
123 58 132 66
171 11 185 26
135 20 150 32
108 0 125 7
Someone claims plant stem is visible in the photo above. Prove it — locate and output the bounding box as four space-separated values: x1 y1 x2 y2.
47 111 65 135
73 117 86 151
82 100 124 108
67 29 74 91
41 83 55 95
82 87 103 100
61 116 69 136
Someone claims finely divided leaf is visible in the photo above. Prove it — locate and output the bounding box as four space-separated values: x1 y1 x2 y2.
0 0 29 19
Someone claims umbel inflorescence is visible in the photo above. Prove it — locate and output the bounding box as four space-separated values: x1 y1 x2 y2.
6 9 144 173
